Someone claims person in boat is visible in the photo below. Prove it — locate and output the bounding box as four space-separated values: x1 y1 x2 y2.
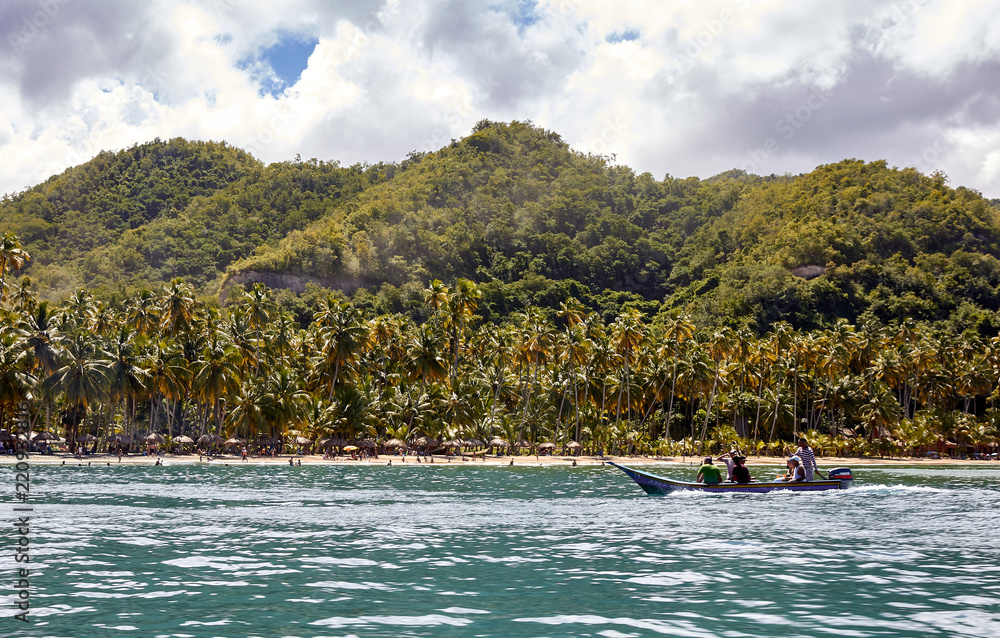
696 457 722 485
795 437 821 480
731 454 753 483
780 456 807 482
718 449 738 481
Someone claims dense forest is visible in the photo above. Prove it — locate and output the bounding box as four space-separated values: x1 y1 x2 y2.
5 121 1000 334
2 121 1000 456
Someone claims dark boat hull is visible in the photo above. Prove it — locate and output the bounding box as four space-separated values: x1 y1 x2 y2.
608 462 852 494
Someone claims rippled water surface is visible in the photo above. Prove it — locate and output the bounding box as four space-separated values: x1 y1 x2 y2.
3 461 999 637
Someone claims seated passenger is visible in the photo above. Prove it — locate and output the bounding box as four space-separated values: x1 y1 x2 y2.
731 454 753 483
696 457 722 485
781 456 807 482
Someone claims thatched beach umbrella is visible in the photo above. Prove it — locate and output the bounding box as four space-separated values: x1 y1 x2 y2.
467 438 485 447
294 436 312 445
106 433 131 444
224 437 246 446
77 433 97 443
32 431 59 441
489 436 510 448
174 435 194 444
514 439 531 449
538 442 556 450
198 433 223 445
384 438 407 449
442 439 463 448
144 433 165 444
413 436 438 449
358 439 377 449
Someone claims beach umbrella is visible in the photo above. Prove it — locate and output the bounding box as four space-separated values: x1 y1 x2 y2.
442 439 463 448
294 436 312 445
224 437 246 446
384 438 407 449
32 431 59 441
538 442 556 450
566 441 582 449
413 436 438 448
514 439 531 449
467 438 485 447
0 431 15 442
343 445 359 452
358 439 377 449
174 435 194 444
198 433 223 445
489 437 510 448
144 433 165 444
106 433 131 444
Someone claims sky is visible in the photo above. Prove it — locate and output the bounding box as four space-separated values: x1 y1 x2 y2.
1 0 999 198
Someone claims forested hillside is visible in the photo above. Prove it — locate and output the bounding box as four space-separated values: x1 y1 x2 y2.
0 138 389 296
3 121 1000 334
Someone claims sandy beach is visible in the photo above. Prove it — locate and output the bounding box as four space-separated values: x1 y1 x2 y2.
2 453 991 467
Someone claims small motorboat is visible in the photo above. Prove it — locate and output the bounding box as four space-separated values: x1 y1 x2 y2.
608 462 853 494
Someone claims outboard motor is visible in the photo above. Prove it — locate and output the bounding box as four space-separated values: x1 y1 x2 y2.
827 467 853 489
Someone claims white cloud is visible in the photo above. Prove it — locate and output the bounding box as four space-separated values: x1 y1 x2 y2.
0 0 998 198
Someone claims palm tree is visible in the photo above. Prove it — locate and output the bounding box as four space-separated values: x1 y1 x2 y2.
315 300 367 398
0 232 30 304
661 314 695 440
241 283 276 375
0 332 35 430
105 327 150 440
160 278 196 338
147 340 190 436
192 335 241 436
445 278 481 387
45 334 109 452
262 368 310 440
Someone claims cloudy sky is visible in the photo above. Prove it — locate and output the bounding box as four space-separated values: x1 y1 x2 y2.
2 0 999 197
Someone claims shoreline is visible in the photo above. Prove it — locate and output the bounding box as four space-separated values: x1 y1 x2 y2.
1 453 993 467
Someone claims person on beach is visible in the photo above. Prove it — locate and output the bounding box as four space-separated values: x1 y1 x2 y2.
796 437 821 480
696 457 722 484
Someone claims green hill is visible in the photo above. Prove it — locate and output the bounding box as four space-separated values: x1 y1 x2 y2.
1 137 387 297
3 121 1000 333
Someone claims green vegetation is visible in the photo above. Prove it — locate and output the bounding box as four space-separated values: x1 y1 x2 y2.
1 137 388 297
0 270 997 458
4 122 1000 334
3 120 1000 455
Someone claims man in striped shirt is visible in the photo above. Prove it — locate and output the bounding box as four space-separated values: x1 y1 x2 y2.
796 437 821 481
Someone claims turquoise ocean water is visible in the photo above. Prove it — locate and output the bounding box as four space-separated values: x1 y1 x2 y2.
2 461 999 637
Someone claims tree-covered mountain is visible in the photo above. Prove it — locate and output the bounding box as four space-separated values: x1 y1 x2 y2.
3 121 1000 334
1 137 389 297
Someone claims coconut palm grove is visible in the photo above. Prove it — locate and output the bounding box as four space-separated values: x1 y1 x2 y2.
2 121 1000 458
